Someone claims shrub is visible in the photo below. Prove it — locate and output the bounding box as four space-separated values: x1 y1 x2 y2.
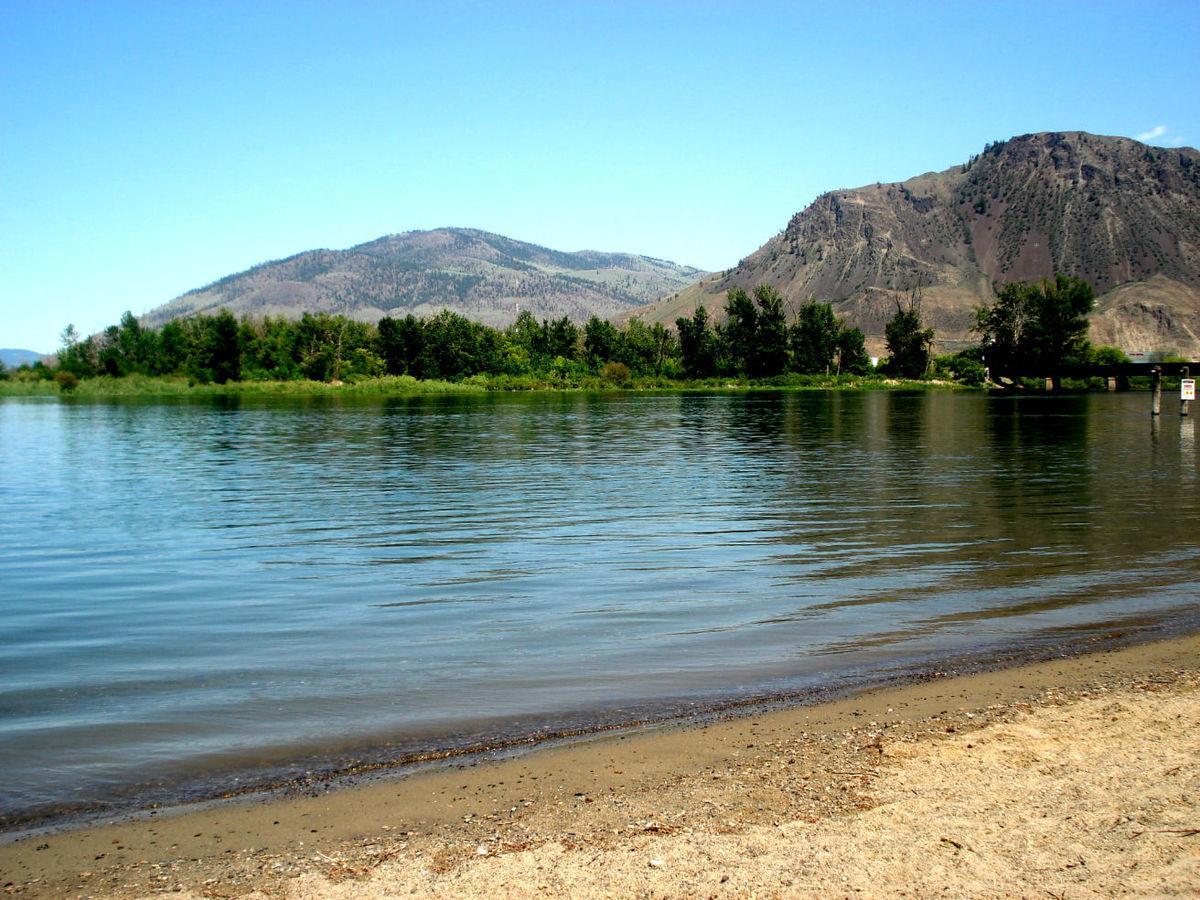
600 361 631 385
54 370 80 392
934 349 986 385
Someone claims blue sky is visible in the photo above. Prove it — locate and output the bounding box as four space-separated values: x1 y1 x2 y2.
2 1 1198 352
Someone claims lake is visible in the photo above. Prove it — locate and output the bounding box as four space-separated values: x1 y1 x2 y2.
2 390 1198 829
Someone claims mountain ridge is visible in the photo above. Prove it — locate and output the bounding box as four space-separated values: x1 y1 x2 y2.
630 132 1200 356
0 348 46 367
144 228 705 329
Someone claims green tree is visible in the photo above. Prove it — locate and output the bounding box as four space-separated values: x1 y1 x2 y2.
420 310 500 378
624 319 670 375
155 321 190 375
974 275 1095 384
58 324 98 377
789 300 840 374
378 315 425 376
1089 345 1128 366
675 306 717 378
544 317 580 361
884 294 934 378
116 311 156 374
239 316 300 380
97 325 124 376
751 284 789 377
649 322 672 375
506 310 544 359
722 288 758 375
583 316 625 369
1024 276 1095 368
835 325 870 375
202 310 243 384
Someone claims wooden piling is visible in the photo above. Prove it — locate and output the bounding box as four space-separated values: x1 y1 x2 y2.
1151 366 1162 416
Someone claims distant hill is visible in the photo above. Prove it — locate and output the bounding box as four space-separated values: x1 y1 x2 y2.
144 228 705 329
0 348 45 367
630 132 1200 356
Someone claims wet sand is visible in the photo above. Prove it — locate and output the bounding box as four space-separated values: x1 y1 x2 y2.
2 632 1198 897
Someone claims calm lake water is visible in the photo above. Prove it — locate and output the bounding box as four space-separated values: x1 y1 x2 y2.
2 390 1198 828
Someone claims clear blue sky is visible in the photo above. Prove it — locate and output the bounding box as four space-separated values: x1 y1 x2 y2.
2 1 1197 352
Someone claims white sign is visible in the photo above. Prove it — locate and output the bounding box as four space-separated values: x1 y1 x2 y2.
1183 379 1196 401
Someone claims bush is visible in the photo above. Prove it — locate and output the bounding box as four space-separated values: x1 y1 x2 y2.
934 350 986 386
54 370 80 392
1089 345 1129 365
600 361 632 385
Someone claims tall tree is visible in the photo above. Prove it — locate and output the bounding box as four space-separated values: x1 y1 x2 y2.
975 275 1094 381
722 288 759 375
154 320 190 375
751 284 789 377
583 316 625 369
676 306 717 378
544 317 580 360
884 292 934 378
58 324 98 377
790 300 840 374
378 315 425 376
204 309 243 384
834 325 870 375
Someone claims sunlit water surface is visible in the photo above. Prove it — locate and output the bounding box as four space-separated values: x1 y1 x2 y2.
2 391 1198 826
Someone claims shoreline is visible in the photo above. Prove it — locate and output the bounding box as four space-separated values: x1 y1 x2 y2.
4 611 1195 841
0 373 967 399
3 629 1198 897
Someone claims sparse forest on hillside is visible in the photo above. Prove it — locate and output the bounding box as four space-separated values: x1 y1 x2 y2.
142 228 706 332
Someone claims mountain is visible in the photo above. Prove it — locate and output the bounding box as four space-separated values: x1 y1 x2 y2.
0 348 46 367
144 228 705 329
630 132 1200 356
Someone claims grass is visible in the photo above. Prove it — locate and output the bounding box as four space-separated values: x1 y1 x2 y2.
0 372 969 399
0 374 483 398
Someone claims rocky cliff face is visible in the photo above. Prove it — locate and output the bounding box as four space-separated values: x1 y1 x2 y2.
144 228 705 328
632 132 1200 355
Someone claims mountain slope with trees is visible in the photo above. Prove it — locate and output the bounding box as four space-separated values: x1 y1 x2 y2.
630 132 1200 356
143 228 705 330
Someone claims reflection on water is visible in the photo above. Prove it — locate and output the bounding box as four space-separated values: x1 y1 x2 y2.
1 391 1198 826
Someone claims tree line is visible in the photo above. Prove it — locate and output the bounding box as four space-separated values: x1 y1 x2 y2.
6 274 1113 391
42 286 890 387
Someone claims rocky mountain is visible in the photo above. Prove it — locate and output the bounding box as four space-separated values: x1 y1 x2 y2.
631 132 1200 356
145 228 705 329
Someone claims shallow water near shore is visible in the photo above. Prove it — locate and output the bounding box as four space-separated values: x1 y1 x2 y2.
2 389 1198 828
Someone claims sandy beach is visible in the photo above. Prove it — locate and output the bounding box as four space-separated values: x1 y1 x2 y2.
3 632 1198 898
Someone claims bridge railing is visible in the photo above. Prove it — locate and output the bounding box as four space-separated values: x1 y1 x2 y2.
990 362 1199 379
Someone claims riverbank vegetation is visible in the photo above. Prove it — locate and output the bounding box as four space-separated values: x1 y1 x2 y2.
0 286 928 396
0 276 1141 397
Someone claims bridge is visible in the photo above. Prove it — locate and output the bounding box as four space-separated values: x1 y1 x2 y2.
987 362 1197 416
